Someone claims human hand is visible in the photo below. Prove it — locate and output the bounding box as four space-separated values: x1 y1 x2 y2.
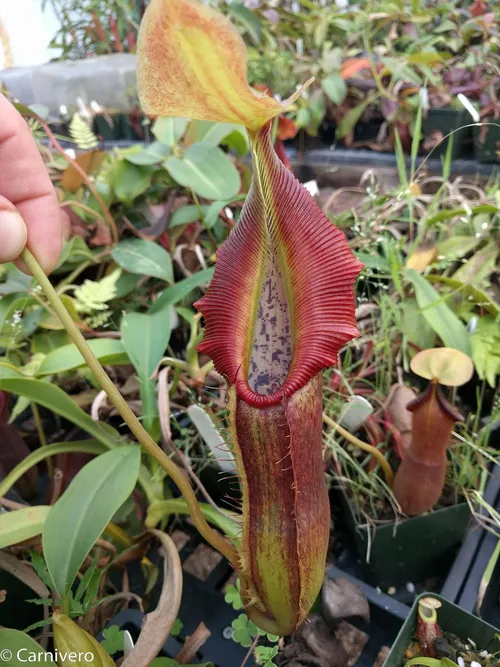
0 93 62 273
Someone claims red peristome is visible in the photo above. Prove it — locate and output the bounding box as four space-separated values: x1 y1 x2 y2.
393 383 462 516
195 121 363 408
230 374 329 635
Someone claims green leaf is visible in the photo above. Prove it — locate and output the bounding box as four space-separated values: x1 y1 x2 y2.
171 618 183 636
30 550 52 588
0 628 50 665
221 128 249 157
43 446 141 595
111 161 153 204
150 268 214 314
121 304 172 433
425 204 498 227
471 316 500 388
152 117 188 146
337 98 372 139
382 56 421 85
0 264 33 295
354 252 389 273
123 142 171 165
111 238 173 283
191 121 245 148
100 625 125 655
436 236 481 260
426 274 499 317
170 204 209 228
38 339 128 376
121 306 171 379
0 506 51 549
0 293 38 331
224 582 244 610
405 269 471 354
451 240 498 286
164 144 241 200
228 2 261 43
400 298 436 350
231 614 259 647
404 659 444 666
322 73 347 104
0 371 122 450
56 236 96 268
203 196 245 229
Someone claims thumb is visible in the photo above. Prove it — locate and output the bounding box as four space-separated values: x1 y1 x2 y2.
0 197 28 264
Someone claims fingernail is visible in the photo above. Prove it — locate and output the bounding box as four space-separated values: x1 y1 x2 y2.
0 210 28 263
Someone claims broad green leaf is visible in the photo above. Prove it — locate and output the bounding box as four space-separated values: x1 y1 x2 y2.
150 268 214 314
0 506 50 549
228 2 261 43
121 307 171 379
0 368 122 450
43 446 141 595
354 252 389 273
114 272 143 299
400 298 436 350
337 98 372 139
436 236 481 260
189 120 245 148
38 339 128 376
170 204 209 228
111 161 153 204
111 238 173 283
121 304 172 433
221 127 249 157
322 73 347 104
0 264 33 295
451 240 498 286
31 331 69 355
152 117 188 146
405 269 471 354
0 629 50 665
123 141 171 165
164 144 241 200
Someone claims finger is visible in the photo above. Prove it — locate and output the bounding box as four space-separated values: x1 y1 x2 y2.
0 196 28 263
0 94 62 273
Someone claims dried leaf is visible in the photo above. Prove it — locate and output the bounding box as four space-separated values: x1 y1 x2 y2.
120 530 182 667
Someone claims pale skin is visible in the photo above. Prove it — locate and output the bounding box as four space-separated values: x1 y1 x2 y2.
0 93 62 273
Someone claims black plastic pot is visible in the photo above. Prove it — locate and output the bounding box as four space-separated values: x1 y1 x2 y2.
102 521 251 666
473 122 500 163
338 487 471 589
93 114 143 142
382 593 500 666
423 108 472 159
441 471 500 625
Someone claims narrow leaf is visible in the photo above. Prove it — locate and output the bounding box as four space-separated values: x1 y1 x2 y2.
405 269 471 354
38 339 128 376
